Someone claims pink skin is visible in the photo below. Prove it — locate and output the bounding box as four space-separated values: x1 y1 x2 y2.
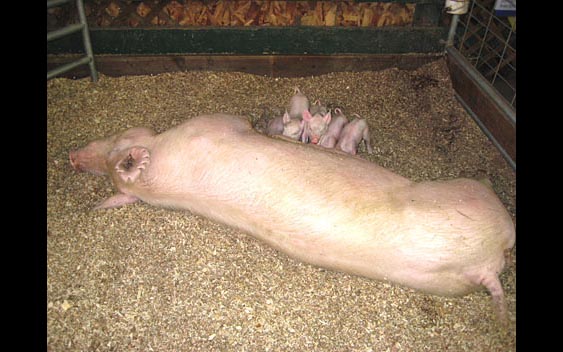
69 127 156 176
266 115 284 136
282 111 305 141
318 107 349 149
277 87 309 140
287 87 309 120
302 109 332 144
336 116 373 155
69 113 515 323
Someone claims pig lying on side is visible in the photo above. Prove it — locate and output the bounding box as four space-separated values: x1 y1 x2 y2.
70 113 515 324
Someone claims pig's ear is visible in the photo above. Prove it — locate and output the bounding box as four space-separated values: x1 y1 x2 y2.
114 146 150 183
323 111 332 124
302 109 312 121
282 111 291 124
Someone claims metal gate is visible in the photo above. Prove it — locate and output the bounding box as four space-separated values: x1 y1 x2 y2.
47 0 98 82
445 0 516 169
451 0 516 108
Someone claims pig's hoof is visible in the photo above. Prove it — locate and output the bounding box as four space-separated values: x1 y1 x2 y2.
115 147 150 183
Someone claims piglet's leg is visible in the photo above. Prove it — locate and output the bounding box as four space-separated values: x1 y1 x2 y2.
94 193 140 210
362 126 373 154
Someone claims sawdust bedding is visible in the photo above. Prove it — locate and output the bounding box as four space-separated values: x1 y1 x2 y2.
47 58 515 351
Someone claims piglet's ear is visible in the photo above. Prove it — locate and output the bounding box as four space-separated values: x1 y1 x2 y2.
115 146 150 183
282 111 291 124
302 109 312 121
323 111 332 124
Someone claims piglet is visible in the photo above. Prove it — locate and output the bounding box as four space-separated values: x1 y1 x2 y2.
281 87 309 140
282 110 305 140
287 87 309 120
336 115 373 155
302 109 332 145
318 108 349 149
266 115 284 136
309 99 328 117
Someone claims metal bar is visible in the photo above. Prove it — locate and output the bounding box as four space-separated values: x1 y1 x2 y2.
76 0 98 81
47 23 84 42
458 0 477 56
47 0 73 9
47 56 91 80
489 68 515 91
446 14 460 47
490 26 514 86
475 7 494 70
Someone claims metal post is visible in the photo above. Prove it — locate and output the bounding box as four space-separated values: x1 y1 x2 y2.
76 0 98 82
444 1 471 48
446 14 460 47
47 0 98 82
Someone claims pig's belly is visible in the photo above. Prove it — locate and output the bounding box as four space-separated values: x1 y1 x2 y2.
145 187 483 296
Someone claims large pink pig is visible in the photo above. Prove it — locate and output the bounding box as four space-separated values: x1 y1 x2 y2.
69 113 515 323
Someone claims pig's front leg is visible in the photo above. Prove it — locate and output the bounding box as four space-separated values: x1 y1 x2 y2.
94 193 140 210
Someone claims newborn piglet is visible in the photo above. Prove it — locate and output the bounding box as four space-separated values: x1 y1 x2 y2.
318 107 348 149
266 115 284 136
309 99 329 117
302 109 332 144
281 87 310 140
288 87 309 120
282 110 305 140
336 114 373 155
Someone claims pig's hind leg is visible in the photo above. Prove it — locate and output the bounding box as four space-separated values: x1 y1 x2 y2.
484 274 508 325
470 272 508 326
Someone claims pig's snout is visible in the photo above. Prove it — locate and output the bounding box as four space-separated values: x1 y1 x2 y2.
69 151 83 172
69 149 106 175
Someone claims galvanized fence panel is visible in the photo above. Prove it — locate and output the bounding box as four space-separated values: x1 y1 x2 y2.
451 0 516 109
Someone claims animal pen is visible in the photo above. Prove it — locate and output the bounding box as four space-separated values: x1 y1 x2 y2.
47 1 516 351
